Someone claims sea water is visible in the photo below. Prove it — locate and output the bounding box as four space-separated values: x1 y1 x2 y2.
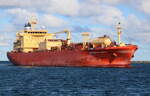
0 61 150 96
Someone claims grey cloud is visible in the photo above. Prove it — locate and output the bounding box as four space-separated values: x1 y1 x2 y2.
0 0 80 16
72 26 92 33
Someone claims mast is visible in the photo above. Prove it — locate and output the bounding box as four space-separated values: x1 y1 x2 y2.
116 22 122 45
28 16 37 30
81 32 90 49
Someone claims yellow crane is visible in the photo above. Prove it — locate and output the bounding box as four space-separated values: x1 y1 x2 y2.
53 29 71 46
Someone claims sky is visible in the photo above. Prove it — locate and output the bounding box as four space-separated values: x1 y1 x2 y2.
0 0 150 61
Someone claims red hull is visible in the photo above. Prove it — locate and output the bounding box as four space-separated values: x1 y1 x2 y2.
7 45 137 67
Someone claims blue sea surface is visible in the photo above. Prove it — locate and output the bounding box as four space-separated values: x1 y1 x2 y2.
0 61 150 96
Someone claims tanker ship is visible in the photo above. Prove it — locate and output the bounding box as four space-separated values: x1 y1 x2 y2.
7 17 138 67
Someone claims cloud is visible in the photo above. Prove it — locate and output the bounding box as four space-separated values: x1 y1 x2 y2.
1 0 150 16
120 0 150 14
6 8 68 28
84 0 122 5
0 0 34 9
139 0 150 14
1 0 150 40
45 0 80 16
101 0 122 5
39 14 68 27
0 41 8 46
90 5 124 26
0 32 13 47
90 27 114 38
120 14 150 44
72 25 92 33
0 0 80 16
7 8 37 25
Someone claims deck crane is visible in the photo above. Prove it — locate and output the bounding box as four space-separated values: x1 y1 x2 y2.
53 29 71 46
